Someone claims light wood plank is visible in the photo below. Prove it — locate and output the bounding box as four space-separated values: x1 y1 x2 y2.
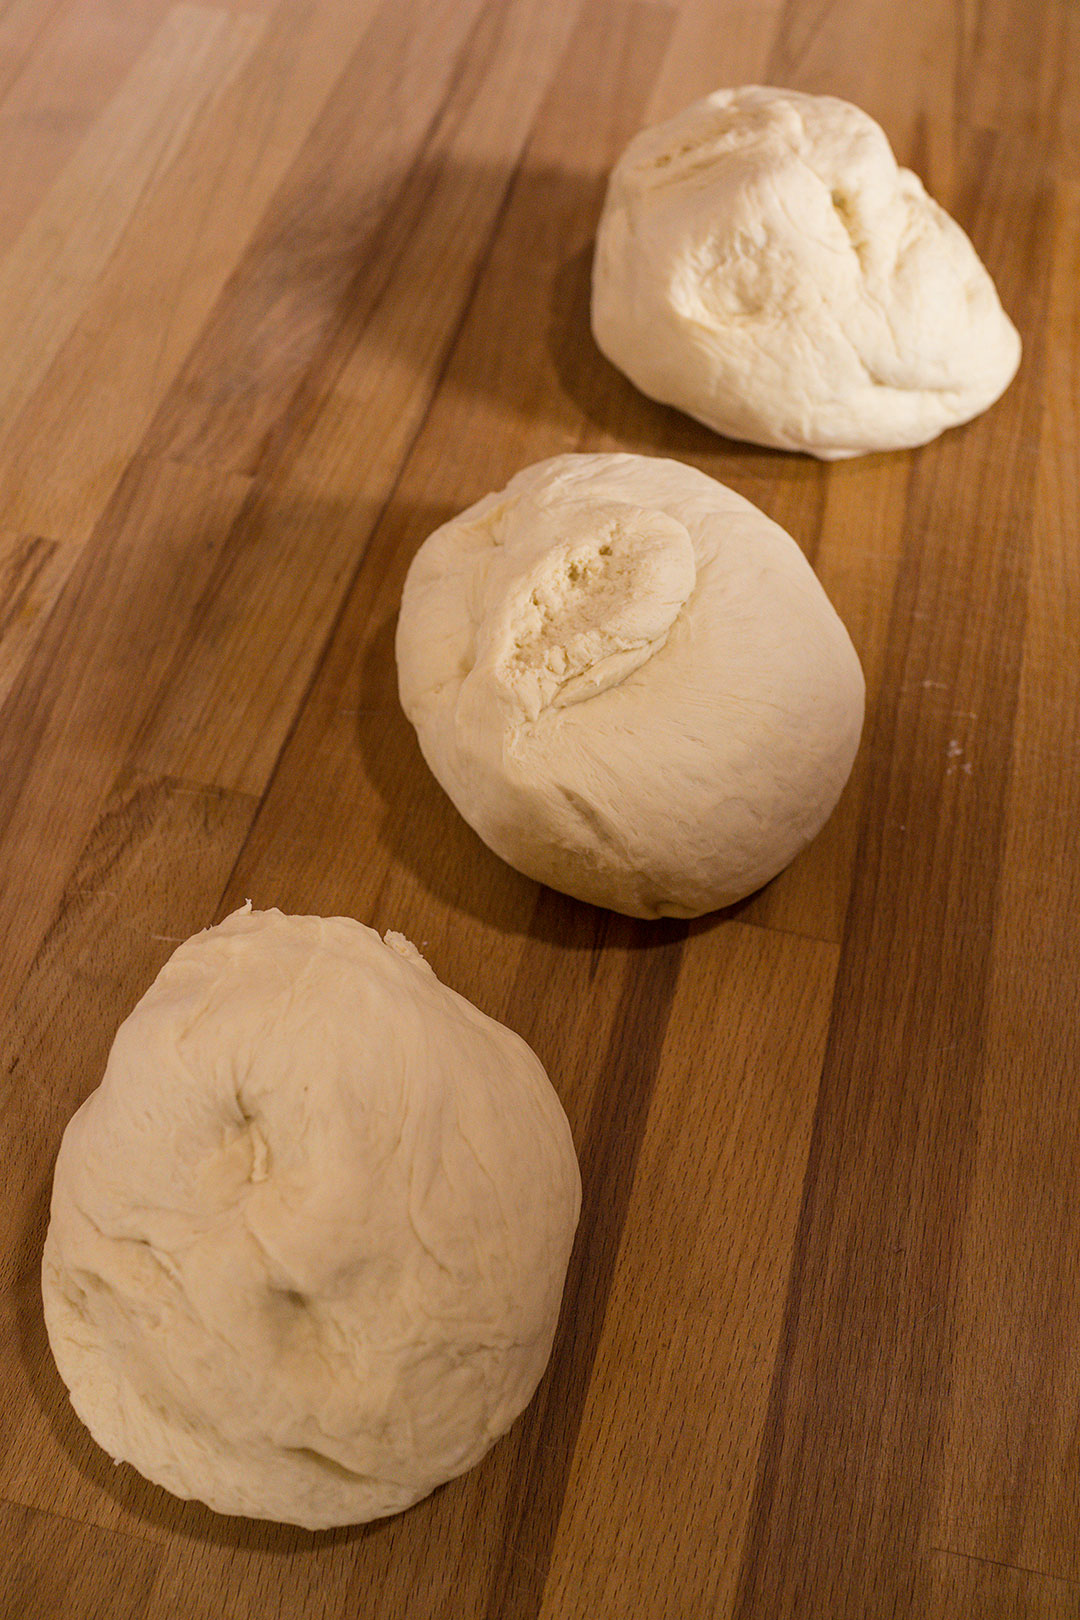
960 0 1071 144
128 0 597 796
647 0 789 122
931 181 1080 1587
0 0 394 544
536 925 837 1620
0 0 171 258
0 0 65 106
0 460 253 1029
0 3 259 536
1050 4 1080 180
140 0 488 476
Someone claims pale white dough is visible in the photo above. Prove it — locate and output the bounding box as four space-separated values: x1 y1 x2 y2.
592 86 1021 458
396 453 865 918
42 907 580 1529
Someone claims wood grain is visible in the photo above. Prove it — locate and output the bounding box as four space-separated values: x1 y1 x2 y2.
0 1498 160 1620
732 123 1057 1620
0 0 172 259
128 0 586 797
0 3 258 520
0 459 253 1026
0 0 1076 1615
536 925 839 1620
931 177 1080 1588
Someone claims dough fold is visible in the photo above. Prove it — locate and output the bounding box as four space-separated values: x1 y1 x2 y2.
397 452 865 917
592 86 1021 457
42 907 581 1528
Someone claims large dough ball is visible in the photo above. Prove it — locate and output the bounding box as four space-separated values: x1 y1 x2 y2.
396 453 864 918
42 908 580 1529
592 86 1021 458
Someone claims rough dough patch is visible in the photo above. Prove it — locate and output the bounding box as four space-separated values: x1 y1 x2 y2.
396 452 865 918
42 907 580 1529
592 86 1021 457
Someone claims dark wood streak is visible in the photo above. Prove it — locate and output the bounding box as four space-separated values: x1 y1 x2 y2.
0 536 57 645
483 921 689 1620
140 0 492 477
733 133 1056 1620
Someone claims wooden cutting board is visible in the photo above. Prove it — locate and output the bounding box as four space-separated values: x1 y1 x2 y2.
1 0 1077 1615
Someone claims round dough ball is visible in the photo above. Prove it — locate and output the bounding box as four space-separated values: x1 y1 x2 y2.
396 452 864 918
42 907 580 1529
592 86 1021 458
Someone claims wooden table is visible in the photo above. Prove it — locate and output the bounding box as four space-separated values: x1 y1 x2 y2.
1 0 1077 1614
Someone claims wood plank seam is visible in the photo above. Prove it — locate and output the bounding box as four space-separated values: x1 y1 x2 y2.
714 907 864 949
224 0 511 485
732 522 1035 1613
0 2 261 539
481 924 690 1620
0 1487 162 1553
927 1545 1080 1592
729 121 1056 1617
185 70 552 918
137 0 500 483
119 0 586 800
0 456 255 1030
0 0 406 544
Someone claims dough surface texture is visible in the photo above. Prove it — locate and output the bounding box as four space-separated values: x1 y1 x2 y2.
591 86 1021 458
396 453 864 918
42 907 580 1529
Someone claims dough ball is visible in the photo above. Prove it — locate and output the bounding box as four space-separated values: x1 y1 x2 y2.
42 907 580 1529
591 86 1021 458
396 453 864 918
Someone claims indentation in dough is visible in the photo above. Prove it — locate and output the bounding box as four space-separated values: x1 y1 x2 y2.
206 1109 270 1197
248 1121 269 1184
283 1445 380 1486
481 501 696 722
591 87 1022 457
829 186 870 269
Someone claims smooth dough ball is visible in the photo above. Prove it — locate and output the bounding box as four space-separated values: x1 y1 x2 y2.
592 86 1021 458
42 907 580 1529
396 452 864 918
